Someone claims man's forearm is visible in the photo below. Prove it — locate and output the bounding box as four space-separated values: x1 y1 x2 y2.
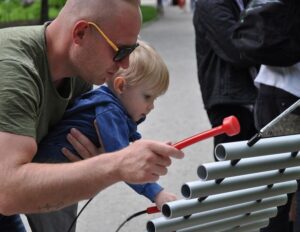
0 152 120 215
0 134 183 215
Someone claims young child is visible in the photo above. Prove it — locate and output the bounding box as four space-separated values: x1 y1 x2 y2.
28 40 177 232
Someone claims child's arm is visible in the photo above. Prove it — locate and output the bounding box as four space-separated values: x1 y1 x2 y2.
127 182 177 210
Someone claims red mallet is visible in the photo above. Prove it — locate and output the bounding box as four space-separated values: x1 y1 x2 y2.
145 116 240 215
173 115 240 150
146 206 160 214
116 116 241 232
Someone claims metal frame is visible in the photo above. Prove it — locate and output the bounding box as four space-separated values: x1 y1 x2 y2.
146 134 300 232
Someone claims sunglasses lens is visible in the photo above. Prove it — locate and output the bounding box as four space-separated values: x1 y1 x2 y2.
113 43 139 62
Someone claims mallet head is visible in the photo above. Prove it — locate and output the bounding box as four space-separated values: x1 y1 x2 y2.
222 116 240 136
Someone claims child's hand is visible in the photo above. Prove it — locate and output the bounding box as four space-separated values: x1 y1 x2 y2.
154 190 177 210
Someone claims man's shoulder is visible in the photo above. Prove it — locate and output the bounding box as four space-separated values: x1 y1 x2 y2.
0 25 46 62
0 25 45 44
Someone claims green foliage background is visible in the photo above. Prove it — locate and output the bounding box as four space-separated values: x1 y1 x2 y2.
0 0 157 23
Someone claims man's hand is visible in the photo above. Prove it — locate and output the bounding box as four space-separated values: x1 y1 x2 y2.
62 127 103 162
115 140 184 184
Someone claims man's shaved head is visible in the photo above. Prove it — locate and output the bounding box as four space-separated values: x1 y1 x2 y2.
45 0 141 84
57 0 141 25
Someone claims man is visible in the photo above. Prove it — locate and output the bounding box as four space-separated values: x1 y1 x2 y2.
0 0 184 230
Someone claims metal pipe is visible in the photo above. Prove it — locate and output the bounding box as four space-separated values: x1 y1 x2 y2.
219 220 269 232
176 208 277 232
215 134 300 161
198 152 300 181
259 99 300 139
183 167 300 199
147 196 286 232
247 100 300 147
162 181 296 218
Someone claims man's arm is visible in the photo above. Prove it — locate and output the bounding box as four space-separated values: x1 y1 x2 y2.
0 132 184 215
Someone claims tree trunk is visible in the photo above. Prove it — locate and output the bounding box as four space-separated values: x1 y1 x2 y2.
40 0 49 24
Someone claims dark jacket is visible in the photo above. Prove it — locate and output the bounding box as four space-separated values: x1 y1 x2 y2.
193 0 257 110
233 0 300 66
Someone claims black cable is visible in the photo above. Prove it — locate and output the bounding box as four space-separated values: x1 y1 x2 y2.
115 209 148 232
67 197 94 232
67 198 149 232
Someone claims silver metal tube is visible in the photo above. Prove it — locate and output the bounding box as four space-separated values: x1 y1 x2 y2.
259 99 300 137
177 208 277 232
220 220 269 232
147 196 286 232
215 134 300 161
183 167 300 199
163 181 296 218
198 152 300 181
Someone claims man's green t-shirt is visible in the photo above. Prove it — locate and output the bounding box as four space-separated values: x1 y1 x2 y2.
0 25 91 142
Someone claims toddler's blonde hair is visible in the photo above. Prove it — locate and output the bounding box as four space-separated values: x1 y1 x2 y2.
110 40 169 97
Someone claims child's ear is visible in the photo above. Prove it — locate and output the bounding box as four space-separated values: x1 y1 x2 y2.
114 76 126 94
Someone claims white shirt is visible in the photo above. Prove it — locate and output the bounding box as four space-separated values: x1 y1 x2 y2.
255 63 300 97
235 0 244 11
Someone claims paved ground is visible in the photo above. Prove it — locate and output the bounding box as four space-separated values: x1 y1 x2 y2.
23 5 214 232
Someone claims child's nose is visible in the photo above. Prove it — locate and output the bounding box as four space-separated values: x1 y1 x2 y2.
148 102 154 111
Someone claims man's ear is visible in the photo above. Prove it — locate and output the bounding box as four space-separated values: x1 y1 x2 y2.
72 21 89 44
114 76 126 94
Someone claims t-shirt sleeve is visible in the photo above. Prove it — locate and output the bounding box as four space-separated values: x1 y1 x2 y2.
95 107 130 152
0 60 40 138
